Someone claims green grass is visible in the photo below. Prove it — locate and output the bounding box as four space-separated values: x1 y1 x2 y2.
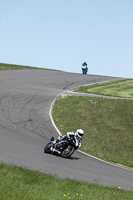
0 63 58 71
53 91 133 168
0 163 132 200
74 79 133 98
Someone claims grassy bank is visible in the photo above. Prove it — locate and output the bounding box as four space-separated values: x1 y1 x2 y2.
0 163 132 200
0 63 45 70
53 80 133 168
0 63 58 71
74 79 133 98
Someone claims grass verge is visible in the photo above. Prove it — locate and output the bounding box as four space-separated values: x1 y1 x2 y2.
74 79 133 98
0 163 133 200
0 63 58 71
53 82 133 168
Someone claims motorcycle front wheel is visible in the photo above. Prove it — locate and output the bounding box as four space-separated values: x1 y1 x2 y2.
61 145 75 158
44 142 51 153
82 69 85 74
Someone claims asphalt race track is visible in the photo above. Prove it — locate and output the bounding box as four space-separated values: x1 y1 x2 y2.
0 69 133 190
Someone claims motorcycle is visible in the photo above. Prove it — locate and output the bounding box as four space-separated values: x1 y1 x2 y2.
44 135 80 158
82 62 88 74
82 66 88 74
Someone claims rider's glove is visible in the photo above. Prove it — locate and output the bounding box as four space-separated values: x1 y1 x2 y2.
52 140 56 144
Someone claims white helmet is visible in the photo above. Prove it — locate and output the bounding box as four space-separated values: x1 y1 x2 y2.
76 129 84 138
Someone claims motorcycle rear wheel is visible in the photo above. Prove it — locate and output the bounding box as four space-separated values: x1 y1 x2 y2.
61 145 75 158
44 142 51 153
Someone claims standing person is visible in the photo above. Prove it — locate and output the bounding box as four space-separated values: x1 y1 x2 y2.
82 62 88 74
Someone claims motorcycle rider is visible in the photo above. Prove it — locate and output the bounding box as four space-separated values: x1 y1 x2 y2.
82 62 88 74
51 129 84 153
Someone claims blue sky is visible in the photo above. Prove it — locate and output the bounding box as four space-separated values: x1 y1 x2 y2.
0 0 133 78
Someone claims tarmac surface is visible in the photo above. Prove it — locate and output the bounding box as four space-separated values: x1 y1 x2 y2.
0 69 132 190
